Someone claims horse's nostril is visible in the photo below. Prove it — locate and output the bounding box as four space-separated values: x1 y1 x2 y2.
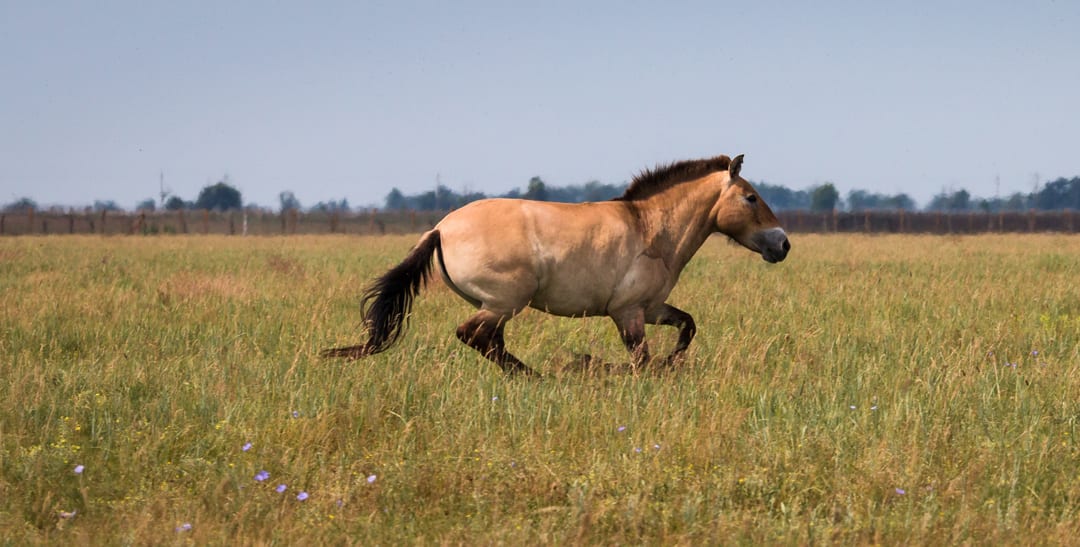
782 239 791 252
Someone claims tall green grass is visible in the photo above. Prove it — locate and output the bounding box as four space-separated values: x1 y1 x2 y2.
1 234 1078 543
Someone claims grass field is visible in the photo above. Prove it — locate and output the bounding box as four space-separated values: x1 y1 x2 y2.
1 233 1079 544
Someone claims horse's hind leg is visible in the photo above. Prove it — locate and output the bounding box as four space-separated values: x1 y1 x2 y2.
456 309 538 377
647 304 697 366
611 309 651 368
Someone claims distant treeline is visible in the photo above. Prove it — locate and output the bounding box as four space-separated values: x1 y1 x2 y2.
383 178 626 211
5 174 1080 215
381 175 1080 213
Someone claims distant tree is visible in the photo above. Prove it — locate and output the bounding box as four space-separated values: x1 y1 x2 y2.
581 180 626 201
413 189 439 210
278 191 301 213
459 191 487 206
385 188 406 210
847 190 915 211
846 190 875 211
810 183 840 212
1033 177 1080 210
1003 192 1031 211
524 177 548 201
3 197 37 212
195 179 242 211
135 198 156 212
950 189 971 211
310 198 350 213
93 200 123 212
545 180 627 202
926 189 971 211
755 181 810 210
883 193 916 210
164 196 190 211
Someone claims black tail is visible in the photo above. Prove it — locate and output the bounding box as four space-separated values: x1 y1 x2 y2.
321 230 441 359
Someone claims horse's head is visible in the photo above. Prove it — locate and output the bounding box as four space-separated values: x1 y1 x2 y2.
713 155 790 263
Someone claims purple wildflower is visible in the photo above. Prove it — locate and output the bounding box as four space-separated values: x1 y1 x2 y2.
176 523 192 532
367 474 377 484
297 491 309 501
242 442 252 452
276 484 287 493
617 425 626 432
895 488 906 495
255 470 270 482
73 465 84 474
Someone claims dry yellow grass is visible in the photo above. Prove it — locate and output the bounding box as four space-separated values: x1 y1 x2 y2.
0 233 1078 544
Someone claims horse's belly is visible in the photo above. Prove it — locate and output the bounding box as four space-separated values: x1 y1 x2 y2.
528 277 613 317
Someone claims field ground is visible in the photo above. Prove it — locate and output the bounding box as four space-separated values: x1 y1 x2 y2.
1 234 1079 544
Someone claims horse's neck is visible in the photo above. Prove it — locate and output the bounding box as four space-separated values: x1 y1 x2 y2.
634 183 720 273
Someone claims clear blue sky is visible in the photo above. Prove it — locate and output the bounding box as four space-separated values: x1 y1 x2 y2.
2 1 1078 210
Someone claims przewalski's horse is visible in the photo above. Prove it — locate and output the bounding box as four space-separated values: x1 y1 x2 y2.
322 154 789 376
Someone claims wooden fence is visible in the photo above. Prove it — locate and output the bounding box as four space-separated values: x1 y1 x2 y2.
776 209 1079 234
1 208 1078 236
0 209 446 236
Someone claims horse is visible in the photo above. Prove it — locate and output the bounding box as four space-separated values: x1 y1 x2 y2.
322 154 790 376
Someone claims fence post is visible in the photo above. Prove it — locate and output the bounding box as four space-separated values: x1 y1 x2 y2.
27 209 35 235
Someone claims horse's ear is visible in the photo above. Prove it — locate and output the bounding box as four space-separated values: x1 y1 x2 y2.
730 154 744 178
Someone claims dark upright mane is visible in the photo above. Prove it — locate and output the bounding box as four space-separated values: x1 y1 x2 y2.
614 155 732 201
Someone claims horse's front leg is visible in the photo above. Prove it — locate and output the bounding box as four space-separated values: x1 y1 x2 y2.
611 309 650 368
646 304 696 366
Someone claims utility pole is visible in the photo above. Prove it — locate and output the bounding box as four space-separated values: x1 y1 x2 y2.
435 173 442 210
158 170 170 208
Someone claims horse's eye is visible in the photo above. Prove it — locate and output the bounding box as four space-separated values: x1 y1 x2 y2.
746 194 758 204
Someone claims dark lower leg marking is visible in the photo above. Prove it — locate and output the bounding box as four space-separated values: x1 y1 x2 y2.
456 313 538 377
650 305 696 366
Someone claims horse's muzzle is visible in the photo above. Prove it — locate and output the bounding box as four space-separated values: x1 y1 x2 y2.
755 228 790 263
